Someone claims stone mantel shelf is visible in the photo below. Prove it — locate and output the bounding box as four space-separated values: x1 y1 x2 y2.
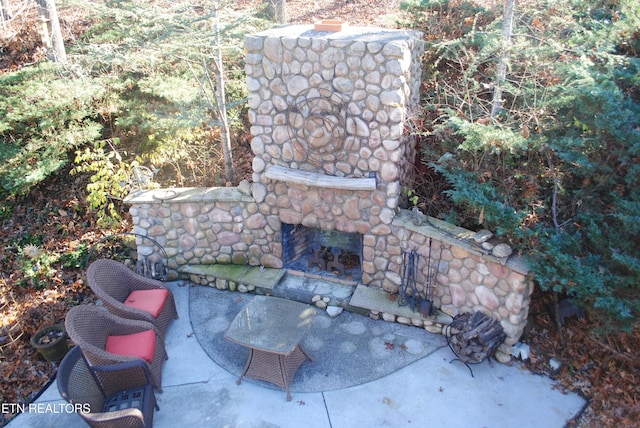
264 165 377 191
124 187 254 204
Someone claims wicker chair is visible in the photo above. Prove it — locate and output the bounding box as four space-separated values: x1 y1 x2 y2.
65 305 167 391
87 259 178 339
57 346 157 428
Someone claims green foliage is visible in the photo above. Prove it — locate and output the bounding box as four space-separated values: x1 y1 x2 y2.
17 245 60 289
1 1 270 225
71 138 143 227
403 187 420 207
430 163 528 236
0 64 107 196
59 243 90 269
409 0 640 330
69 0 266 189
399 0 494 35
13 241 88 288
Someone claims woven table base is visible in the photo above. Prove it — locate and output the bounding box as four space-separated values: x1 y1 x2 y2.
238 345 314 401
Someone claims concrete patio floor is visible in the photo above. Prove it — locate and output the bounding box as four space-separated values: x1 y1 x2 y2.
8 280 586 428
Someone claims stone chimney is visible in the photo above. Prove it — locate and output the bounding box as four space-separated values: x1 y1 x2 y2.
245 24 424 244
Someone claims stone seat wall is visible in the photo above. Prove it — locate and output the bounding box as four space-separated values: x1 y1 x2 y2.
126 188 533 360
125 186 281 273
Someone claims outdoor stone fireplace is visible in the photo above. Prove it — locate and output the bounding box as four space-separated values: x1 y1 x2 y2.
244 24 424 290
125 24 534 362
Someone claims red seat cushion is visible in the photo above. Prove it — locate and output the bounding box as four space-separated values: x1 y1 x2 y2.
124 289 169 318
105 330 156 363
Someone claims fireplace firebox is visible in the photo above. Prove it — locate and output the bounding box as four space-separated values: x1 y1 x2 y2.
282 223 362 283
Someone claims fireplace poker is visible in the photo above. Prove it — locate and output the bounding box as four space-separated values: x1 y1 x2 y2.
419 238 434 317
399 248 420 311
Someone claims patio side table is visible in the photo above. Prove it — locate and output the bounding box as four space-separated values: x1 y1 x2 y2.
224 295 317 400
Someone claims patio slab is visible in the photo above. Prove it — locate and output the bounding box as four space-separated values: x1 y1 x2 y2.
189 285 445 393
8 280 587 428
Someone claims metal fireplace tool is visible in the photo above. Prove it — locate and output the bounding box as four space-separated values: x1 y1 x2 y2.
399 248 420 312
399 239 437 317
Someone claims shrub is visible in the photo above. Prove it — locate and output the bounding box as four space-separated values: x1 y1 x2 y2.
0 64 108 196
406 0 640 330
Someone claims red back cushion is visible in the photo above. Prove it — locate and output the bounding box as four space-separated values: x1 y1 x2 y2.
124 289 169 318
105 330 156 363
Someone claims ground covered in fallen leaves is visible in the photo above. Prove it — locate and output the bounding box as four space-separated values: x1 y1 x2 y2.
1 1 639 427
0 168 113 424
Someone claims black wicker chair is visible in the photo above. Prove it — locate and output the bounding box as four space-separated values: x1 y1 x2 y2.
57 346 157 428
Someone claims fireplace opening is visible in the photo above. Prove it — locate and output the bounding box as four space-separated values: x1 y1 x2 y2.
282 223 362 283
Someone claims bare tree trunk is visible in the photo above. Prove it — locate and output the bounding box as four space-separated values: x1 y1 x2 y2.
212 5 234 183
36 0 67 63
491 0 515 117
545 151 565 345
266 0 287 24
1 0 12 27
552 291 566 346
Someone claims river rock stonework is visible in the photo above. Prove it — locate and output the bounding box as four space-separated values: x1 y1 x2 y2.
246 25 424 292
125 25 534 361
390 211 532 361
126 187 278 273
245 25 423 184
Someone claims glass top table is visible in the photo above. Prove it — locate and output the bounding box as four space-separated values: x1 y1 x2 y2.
224 296 317 400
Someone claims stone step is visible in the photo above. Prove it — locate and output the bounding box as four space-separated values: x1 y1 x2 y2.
180 264 451 328
179 264 359 311
179 264 286 292
350 284 453 326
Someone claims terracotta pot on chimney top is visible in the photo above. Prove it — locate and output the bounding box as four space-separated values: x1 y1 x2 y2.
314 19 349 32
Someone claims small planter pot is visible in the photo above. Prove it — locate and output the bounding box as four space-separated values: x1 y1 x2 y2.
31 324 69 362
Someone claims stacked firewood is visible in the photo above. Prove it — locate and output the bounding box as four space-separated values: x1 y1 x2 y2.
447 312 506 364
